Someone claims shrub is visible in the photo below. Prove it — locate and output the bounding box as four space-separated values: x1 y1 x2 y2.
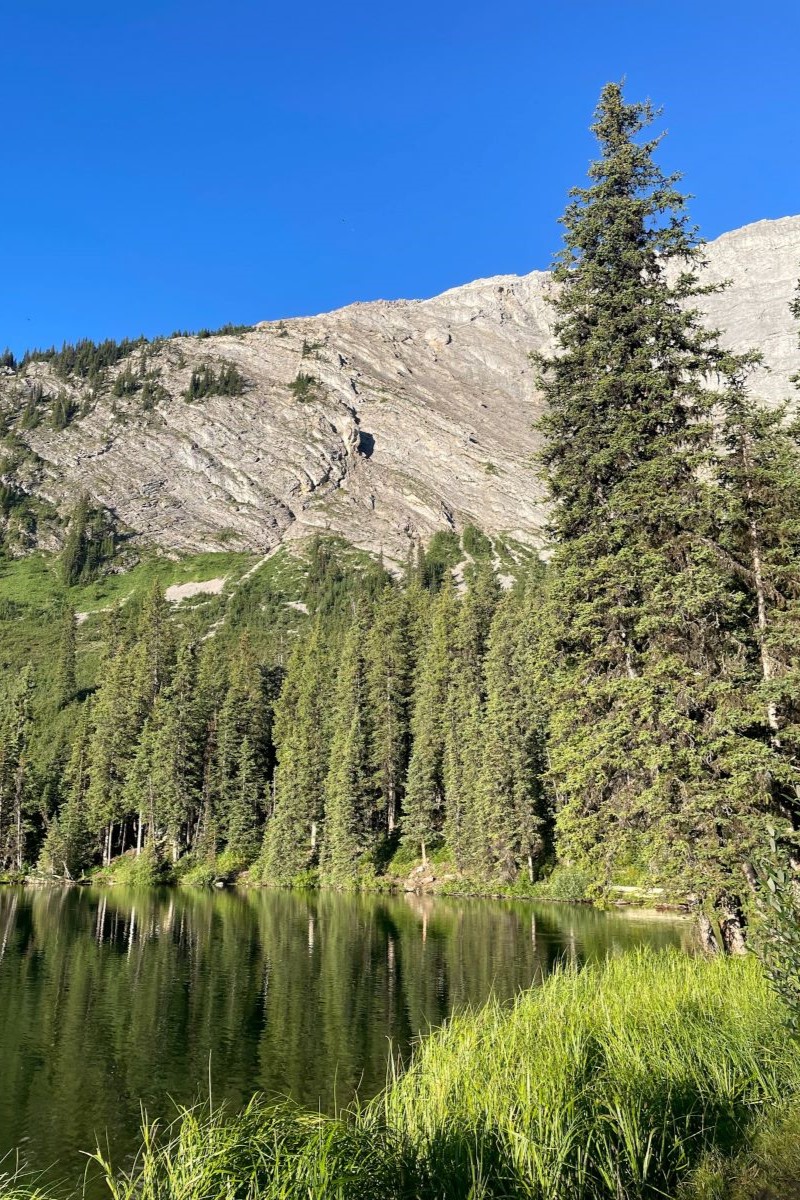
532 863 591 901
91 845 169 888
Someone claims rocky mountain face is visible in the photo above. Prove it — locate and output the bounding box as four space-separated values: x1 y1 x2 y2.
2 216 799 562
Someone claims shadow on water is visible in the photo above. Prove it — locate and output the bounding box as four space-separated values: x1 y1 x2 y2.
0 886 691 1191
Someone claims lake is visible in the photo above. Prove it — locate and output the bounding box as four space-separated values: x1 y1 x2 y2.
0 886 691 1190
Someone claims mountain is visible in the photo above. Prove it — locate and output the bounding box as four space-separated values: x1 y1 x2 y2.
2 215 799 563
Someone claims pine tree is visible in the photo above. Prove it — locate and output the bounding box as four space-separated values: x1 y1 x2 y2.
125 640 204 861
39 703 92 877
402 577 458 864
226 736 261 862
55 607 77 709
476 586 548 881
534 82 779 945
717 387 800 761
262 619 332 881
366 586 413 837
131 581 174 707
193 642 229 859
85 650 142 863
0 666 35 870
217 633 271 855
442 564 498 869
60 495 89 586
322 609 376 884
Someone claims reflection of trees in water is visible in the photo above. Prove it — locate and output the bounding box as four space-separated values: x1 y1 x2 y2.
0 887 690 1192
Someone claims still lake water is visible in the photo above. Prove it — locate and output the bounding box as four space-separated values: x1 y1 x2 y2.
0 886 691 1187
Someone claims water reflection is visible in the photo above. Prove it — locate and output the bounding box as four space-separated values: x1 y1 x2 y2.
0 886 691 1186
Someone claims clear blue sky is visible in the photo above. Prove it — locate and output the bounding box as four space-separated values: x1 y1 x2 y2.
2 1 798 354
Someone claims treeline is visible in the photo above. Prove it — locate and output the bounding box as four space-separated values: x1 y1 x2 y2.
3 321 258 381
0 535 548 891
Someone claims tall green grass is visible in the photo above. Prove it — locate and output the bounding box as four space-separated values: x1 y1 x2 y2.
3 950 798 1200
379 948 799 1198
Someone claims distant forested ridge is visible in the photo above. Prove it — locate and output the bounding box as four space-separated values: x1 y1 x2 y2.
1 83 800 953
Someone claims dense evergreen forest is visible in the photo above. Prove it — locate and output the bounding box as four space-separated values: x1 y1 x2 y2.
2 84 800 952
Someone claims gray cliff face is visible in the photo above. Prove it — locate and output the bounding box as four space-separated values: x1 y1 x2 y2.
2 216 799 561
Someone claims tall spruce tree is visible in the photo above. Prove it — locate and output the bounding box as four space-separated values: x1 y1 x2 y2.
475 585 548 881
322 608 376 884
55 607 77 709
217 633 271 856
262 618 332 881
366 586 413 837
402 576 458 864
534 82 779 948
40 701 93 877
442 563 498 869
0 666 35 870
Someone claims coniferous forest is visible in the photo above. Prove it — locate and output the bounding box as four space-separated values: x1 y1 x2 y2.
3 71 800 1200
1 84 800 961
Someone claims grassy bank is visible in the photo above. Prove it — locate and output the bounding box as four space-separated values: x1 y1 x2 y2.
3 949 797 1200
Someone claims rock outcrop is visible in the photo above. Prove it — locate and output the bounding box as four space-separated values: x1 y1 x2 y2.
2 216 798 561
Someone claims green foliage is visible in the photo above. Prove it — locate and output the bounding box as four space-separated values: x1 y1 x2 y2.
194 322 255 339
112 364 141 397
19 383 43 429
20 336 149 383
753 827 800 1030
461 523 492 559
183 362 245 401
91 844 168 887
0 666 35 869
60 494 115 586
532 80 794 934
380 950 799 1200
420 529 460 590
531 863 590 901
50 390 77 429
140 376 169 410
288 371 321 402
301 338 325 358
54 607 77 708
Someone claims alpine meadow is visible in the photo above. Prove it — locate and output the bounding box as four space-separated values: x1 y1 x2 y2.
1 75 800 1200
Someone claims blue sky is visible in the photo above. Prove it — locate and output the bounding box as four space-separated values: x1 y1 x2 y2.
1 1 798 354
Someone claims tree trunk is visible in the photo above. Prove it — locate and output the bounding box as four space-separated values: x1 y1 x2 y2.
697 913 719 955
387 779 396 834
421 839 427 867
136 811 143 856
719 906 748 956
